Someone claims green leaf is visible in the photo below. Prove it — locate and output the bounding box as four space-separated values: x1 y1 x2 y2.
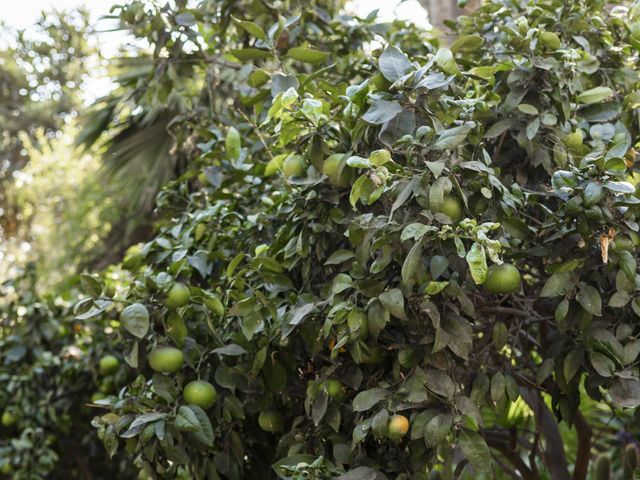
609 378 640 408
619 250 637 281
337 467 379 480
401 223 435 242
424 369 455 400
577 284 602 316
433 122 474 150
491 371 506 404
232 17 267 41
458 428 492 473
424 413 453 446
540 272 575 297
425 281 449 296
577 86 614 104
564 349 583 382
434 48 459 75
166 311 187 347
287 47 330 64
450 34 484 53
590 352 615 377
346 156 371 169
369 149 391 166
352 388 389 412
120 303 150 339
484 118 516 138
371 409 389 438
379 289 408 320
517 103 539 115
226 253 245 277
248 69 270 88
325 249 355 265
362 100 402 124
466 243 487 285
226 126 241 160
402 242 422 285
378 45 412 81
80 274 102 297
176 405 214 446
229 48 272 62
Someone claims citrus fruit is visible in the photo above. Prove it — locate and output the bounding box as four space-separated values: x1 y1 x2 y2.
0 462 12 475
282 155 307 178
434 195 463 222
99 355 119 376
258 411 284 432
539 31 561 49
565 129 583 148
1 411 18 428
183 380 217 410
148 346 184 373
263 361 288 393
322 154 351 187
388 414 410 440
164 282 191 308
323 379 343 398
484 263 521 294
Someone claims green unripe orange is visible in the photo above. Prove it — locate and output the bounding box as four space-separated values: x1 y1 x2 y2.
282 156 307 178
322 154 351 187
164 282 191 308
434 196 463 222
484 263 521 294
258 411 284 432
1 411 18 428
387 414 410 440
183 380 217 410
99 355 120 376
539 31 561 50
0 462 12 475
565 129 584 148
148 346 184 374
323 379 344 398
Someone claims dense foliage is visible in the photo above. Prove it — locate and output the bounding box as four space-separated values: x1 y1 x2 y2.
0 267 134 478
6 0 640 478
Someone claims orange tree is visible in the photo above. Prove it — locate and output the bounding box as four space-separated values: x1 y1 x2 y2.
78 0 640 478
0 266 135 478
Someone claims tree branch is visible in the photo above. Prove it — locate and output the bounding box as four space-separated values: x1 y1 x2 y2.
482 429 538 480
520 386 571 480
572 410 592 480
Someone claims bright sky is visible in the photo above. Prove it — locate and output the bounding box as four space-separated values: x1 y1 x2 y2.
4 0 429 29
4 1 429 101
